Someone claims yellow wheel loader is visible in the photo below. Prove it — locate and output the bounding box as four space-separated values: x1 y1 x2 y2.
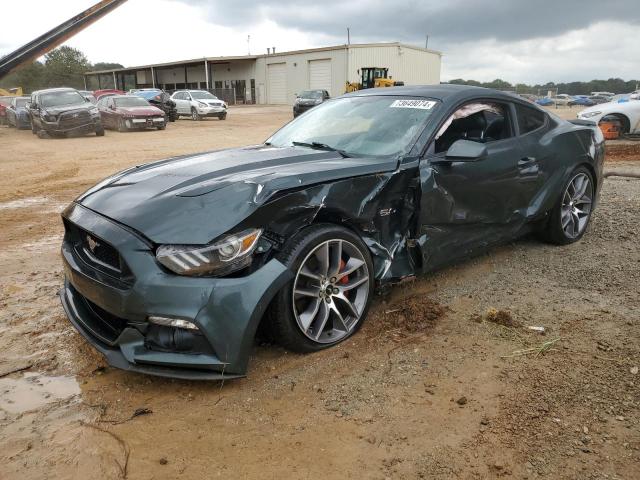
345 67 404 93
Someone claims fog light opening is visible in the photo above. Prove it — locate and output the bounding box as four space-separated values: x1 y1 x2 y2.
147 316 199 330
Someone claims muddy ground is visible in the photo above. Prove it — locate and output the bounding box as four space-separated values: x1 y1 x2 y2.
0 106 638 480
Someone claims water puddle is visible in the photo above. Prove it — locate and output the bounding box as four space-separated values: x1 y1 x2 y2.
0 197 50 210
0 372 80 414
0 196 66 213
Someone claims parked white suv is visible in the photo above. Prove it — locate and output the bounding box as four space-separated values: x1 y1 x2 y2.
170 90 227 120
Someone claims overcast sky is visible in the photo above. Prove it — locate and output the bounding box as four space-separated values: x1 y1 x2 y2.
2 0 639 83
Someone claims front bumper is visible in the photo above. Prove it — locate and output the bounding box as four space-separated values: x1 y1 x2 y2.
42 118 100 135
60 203 292 380
293 103 318 116
196 106 226 116
124 117 166 129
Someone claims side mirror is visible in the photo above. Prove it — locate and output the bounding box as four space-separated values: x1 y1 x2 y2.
444 139 487 162
109 105 116 110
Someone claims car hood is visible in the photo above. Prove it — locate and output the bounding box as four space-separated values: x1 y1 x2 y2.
198 99 224 107
116 106 163 115
77 145 398 244
44 103 92 115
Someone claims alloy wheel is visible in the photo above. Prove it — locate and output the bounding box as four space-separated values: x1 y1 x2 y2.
561 172 593 238
292 239 370 343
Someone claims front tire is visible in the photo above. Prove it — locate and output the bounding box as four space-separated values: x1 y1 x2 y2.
95 125 105 136
118 119 127 132
219 113 227 120
191 108 200 121
544 166 594 245
269 224 374 353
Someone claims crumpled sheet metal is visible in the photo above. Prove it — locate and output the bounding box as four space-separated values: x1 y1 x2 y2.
239 168 420 284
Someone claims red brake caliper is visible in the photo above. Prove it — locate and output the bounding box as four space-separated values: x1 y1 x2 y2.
339 259 349 284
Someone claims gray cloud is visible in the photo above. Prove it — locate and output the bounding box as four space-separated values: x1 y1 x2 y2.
178 0 640 48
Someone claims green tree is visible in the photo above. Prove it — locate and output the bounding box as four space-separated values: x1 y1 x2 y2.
91 62 124 71
0 61 46 93
44 46 91 89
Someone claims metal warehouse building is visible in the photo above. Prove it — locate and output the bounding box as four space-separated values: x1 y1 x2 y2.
85 42 442 105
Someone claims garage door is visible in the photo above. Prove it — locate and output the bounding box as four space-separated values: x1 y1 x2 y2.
309 59 332 93
267 63 287 104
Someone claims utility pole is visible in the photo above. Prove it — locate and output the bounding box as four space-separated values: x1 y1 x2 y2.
347 27 351 45
247 35 251 55
425 35 429 49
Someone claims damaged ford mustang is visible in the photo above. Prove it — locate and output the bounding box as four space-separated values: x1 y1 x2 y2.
60 85 604 380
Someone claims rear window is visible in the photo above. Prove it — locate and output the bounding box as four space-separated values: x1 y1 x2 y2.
114 97 150 107
515 104 545 134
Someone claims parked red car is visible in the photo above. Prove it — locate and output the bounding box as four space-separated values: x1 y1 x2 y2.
0 96 12 125
97 95 166 131
93 89 125 101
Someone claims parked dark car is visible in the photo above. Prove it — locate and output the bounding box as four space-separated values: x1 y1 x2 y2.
587 95 612 105
60 85 604 380
96 95 166 131
6 96 31 129
568 96 595 107
133 89 178 122
28 88 104 138
293 89 330 117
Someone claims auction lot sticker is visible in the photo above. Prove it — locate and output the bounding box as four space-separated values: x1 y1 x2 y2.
390 99 436 109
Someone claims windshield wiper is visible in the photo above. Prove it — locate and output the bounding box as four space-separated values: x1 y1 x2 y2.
292 141 350 158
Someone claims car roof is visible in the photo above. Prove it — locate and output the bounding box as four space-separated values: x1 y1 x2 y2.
109 95 145 99
32 87 78 95
343 84 540 108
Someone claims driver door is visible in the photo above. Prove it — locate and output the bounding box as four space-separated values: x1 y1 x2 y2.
418 101 530 271
173 92 189 114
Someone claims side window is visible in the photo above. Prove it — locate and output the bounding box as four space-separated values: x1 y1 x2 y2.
515 104 545 134
434 102 513 154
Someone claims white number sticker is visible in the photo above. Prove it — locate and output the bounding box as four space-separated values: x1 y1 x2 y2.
390 99 436 110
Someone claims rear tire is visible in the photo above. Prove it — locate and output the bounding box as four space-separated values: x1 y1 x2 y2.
543 166 594 245
268 224 374 353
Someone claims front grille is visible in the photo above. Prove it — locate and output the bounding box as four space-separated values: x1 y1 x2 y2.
80 232 120 271
59 109 91 129
64 220 127 280
80 293 128 346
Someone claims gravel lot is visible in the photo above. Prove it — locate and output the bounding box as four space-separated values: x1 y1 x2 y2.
0 105 638 479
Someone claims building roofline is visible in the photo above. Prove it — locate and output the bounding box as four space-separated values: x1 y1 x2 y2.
85 42 442 75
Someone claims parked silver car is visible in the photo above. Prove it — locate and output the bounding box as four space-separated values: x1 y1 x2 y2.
170 90 227 120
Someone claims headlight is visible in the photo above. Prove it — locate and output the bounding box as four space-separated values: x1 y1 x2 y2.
43 112 57 122
580 111 601 118
156 228 262 276
198 101 209 107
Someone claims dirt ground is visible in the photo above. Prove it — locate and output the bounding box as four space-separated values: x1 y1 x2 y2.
0 105 639 480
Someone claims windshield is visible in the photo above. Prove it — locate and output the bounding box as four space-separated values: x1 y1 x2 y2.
299 90 323 99
190 91 217 100
114 97 150 107
41 91 86 108
268 96 439 156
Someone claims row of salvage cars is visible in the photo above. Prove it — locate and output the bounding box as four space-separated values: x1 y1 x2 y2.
1 87 228 138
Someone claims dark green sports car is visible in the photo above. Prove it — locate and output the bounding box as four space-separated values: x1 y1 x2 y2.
60 85 604 380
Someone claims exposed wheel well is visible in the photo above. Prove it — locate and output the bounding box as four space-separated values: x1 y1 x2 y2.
603 113 631 134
